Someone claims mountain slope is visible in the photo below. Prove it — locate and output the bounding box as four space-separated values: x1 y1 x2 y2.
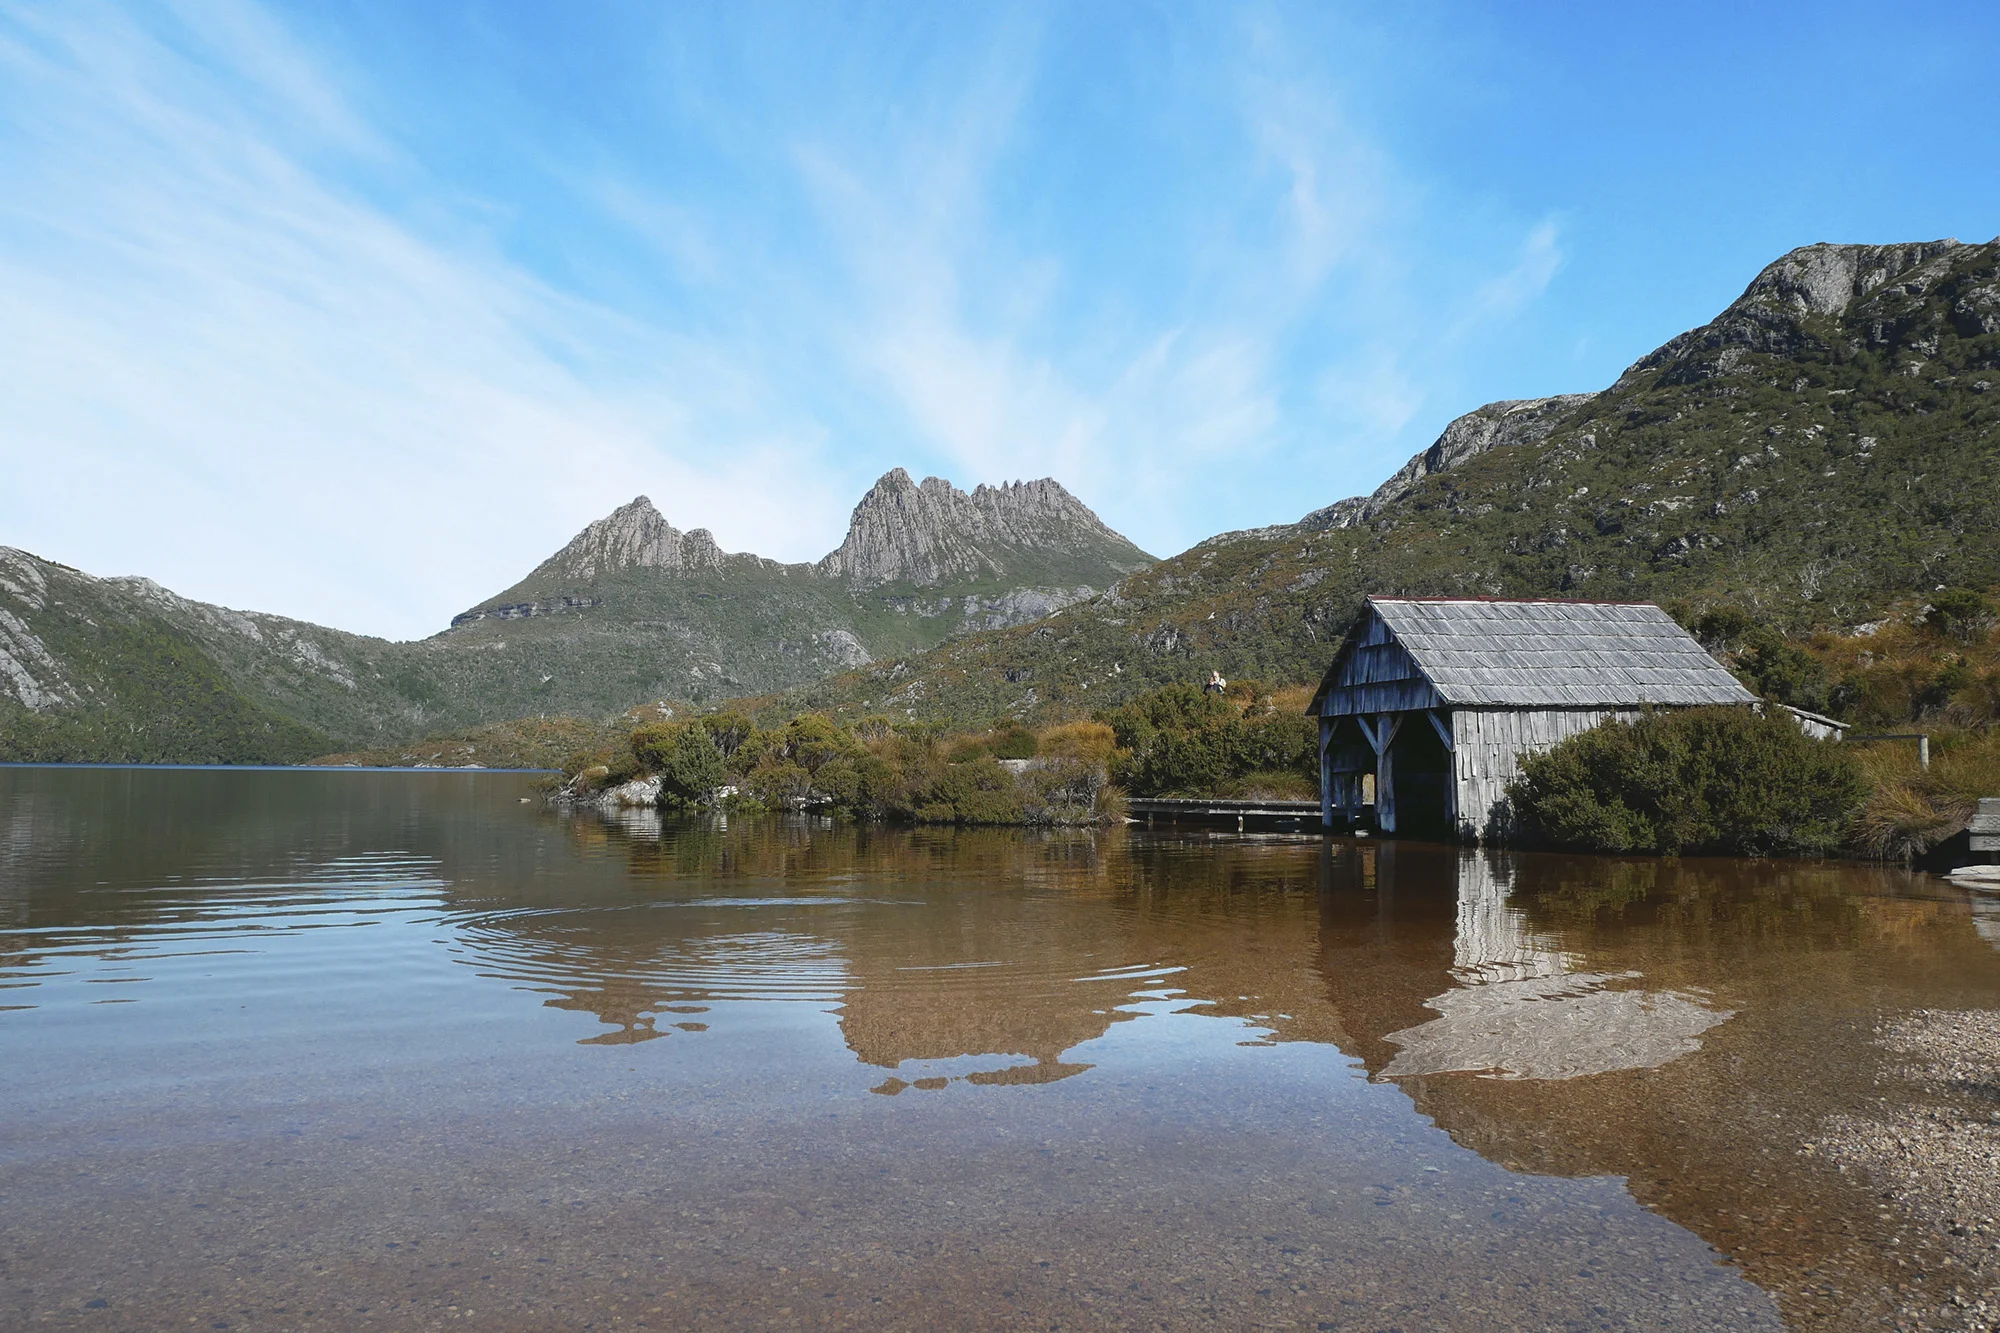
0 551 365 761
755 238 2000 728
1 473 1154 760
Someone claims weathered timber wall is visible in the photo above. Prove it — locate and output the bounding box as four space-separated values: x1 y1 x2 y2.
1318 612 1441 716
1451 708 1644 842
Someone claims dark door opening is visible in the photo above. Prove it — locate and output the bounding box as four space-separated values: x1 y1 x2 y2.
1388 715 1452 840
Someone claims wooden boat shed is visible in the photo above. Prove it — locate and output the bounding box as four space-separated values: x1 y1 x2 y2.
1307 597 1757 841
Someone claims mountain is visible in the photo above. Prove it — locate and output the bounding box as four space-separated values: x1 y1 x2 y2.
756 238 2000 728
12 237 1994 760
817 470 1151 588
0 473 1153 762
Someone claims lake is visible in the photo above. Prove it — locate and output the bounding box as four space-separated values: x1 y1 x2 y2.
2 767 1995 1330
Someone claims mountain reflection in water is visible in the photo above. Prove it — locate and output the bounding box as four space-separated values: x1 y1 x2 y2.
2 767 1996 1331
517 811 1998 1327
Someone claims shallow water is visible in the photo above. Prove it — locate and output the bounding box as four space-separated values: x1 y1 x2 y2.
1 767 1995 1330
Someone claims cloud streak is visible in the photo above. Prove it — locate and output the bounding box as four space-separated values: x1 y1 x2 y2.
0 0 856 638
0 0 1576 638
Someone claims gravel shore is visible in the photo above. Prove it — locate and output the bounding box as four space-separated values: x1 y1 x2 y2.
1810 1009 2000 1330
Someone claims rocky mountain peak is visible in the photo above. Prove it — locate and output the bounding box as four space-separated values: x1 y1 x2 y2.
1612 237 1999 391
541 496 725 582
1736 239 1965 318
817 470 1152 589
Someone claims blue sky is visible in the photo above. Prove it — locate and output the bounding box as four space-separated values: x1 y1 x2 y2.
3 1 1996 640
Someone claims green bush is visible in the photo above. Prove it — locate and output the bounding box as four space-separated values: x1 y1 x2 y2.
698 711 755 758
627 723 680 771
1508 706 1865 856
654 725 726 806
990 723 1038 760
1925 588 1994 642
1097 683 1316 796
908 754 1025 825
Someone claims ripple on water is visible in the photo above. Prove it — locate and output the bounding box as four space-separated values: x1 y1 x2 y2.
0 852 448 1010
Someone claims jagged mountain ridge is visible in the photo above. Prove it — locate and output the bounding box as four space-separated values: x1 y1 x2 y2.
817 470 1153 588
755 238 2000 728
0 471 1155 761
453 470 1153 625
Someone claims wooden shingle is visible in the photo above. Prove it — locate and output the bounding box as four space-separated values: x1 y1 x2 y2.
1309 598 1755 716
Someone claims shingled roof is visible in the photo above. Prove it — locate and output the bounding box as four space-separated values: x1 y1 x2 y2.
1308 597 1758 714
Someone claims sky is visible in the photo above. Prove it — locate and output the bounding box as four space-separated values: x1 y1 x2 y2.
3 1 1997 641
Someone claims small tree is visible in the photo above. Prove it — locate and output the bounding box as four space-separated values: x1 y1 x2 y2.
661 725 726 805
699 711 755 758
1925 588 1994 643
632 722 726 806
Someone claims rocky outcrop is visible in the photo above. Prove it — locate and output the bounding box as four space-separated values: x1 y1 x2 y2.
537 496 731 581
1300 395 1589 531
1741 240 1966 318
0 604 76 711
1616 238 2000 387
817 470 1152 589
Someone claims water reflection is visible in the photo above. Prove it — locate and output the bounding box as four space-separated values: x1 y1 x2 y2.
4 768 1997 1330
503 809 1999 1328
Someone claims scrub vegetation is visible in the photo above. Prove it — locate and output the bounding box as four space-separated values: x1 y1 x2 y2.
555 681 1321 825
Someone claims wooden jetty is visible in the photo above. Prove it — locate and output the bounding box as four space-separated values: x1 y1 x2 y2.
1126 797 1328 832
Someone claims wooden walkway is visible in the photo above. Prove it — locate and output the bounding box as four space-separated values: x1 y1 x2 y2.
1126 798 1327 832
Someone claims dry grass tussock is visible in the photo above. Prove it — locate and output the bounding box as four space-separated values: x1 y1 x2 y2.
1847 729 2000 861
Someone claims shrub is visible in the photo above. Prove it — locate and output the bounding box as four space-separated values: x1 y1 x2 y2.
1036 720 1118 766
989 723 1038 760
1508 706 1865 856
1095 683 1316 796
735 713 870 810
698 711 755 758
1924 588 1994 642
655 725 726 806
908 754 1025 825
628 723 681 772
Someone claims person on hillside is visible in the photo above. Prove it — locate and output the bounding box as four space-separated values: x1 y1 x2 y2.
1203 669 1227 696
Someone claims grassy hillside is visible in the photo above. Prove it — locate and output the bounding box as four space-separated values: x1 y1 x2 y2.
0 613 332 764
750 240 2000 729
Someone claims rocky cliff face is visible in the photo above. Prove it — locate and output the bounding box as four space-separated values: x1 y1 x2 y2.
538 496 731 581
450 496 751 628
1617 237 1999 387
816 470 1154 589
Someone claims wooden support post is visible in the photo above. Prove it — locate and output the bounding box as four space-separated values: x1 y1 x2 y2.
1319 718 1334 831
1427 709 1459 839
1366 713 1404 835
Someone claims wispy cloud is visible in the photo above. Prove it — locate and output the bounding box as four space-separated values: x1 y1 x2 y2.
1450 218 1566 340
0 0 852 639
0 0 1574 635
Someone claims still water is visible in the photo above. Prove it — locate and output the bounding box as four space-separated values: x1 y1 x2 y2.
2 768 1996 1331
